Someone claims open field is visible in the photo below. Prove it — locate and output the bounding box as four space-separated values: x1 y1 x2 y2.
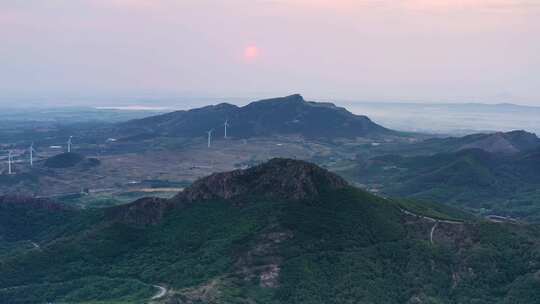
0 135 392 207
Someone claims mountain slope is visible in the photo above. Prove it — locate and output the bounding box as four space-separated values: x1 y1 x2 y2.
117 94 396 140
1 159 540 304
356 148 540 221
457 130 540 154
415 130 540 155
0 196 74 243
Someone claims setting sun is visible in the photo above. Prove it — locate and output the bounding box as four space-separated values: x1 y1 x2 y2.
244 45 260 62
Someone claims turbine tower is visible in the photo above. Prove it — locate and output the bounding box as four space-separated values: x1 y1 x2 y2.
30 143 35 167
8 151 13 175
224 120 229 139
206 129 214 148
67 136 73 153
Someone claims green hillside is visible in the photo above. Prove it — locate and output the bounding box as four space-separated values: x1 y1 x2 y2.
355 148 540 221
366 130 540 157
1 159 539 303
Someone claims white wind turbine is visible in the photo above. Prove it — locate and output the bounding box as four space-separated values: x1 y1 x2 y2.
67 136 73 153
30 143 35 167
7 151 13 175
206 129 214 148
224 119 229 139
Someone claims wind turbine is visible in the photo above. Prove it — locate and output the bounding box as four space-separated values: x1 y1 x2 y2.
29 143 35 167
206 129 214 148
67 136 73 153
8 151 13 175
223 120 230 139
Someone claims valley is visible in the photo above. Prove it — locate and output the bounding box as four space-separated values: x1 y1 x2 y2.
1 96 539 221
1 135 363 207
0 95 411 209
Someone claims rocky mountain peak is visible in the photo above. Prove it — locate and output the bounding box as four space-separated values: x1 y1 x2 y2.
174 158 348 203
110 159 349 225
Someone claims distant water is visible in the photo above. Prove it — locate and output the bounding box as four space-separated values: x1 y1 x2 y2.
342 102 540 135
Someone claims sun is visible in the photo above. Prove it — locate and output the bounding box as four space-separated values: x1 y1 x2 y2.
244 45 260 62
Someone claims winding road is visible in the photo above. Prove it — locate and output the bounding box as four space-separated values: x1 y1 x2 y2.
430 222 438 245
151 285 167 300
400 208 463 245
17 241 166 301
399 209 463 224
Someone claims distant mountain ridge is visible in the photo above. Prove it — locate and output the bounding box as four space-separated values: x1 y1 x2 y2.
403 130 540 155
117 94 397 139
458 130 540 154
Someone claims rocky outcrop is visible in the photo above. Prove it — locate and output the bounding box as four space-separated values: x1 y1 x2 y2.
111 158 349 225
174 158 349 203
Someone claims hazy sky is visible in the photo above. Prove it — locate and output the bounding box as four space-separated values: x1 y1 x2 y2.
1 0 539 106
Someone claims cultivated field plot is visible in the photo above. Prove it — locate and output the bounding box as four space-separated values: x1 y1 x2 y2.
0 135 379 208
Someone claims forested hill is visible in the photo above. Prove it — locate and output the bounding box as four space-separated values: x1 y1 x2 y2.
1 159 540 303
356 146 540 221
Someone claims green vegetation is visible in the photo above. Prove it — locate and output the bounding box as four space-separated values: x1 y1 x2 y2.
0 277 155 304
393 198 477 222
0 173 38 187
44 152 85 168
354 148 540 222
1 185 540 303
58 191 178 209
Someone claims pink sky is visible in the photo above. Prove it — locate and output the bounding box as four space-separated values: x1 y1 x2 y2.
1 0 539 105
